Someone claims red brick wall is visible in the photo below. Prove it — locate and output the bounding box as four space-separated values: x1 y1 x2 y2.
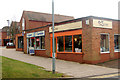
35 50 49 57
57 53 83 63
28 21 51 30
2 32 7 39
83 18 119 64
23 33 27 53
16 48 23 51
114 52 120 59
82 18 93 61
2 32 7 46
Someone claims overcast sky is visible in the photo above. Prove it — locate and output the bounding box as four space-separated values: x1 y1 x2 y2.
0 0 119 29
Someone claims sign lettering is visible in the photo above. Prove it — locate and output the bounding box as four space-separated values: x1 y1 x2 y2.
93 19 112 29
49 21 82 32
27 31 45 38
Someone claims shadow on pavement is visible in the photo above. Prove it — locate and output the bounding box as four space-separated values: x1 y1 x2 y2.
96 59 120 69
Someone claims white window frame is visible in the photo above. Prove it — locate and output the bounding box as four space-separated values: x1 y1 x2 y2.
22 18 25 30
114 34 120 52
100 33 110 54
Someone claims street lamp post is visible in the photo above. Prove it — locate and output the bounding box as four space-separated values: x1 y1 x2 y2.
7 20 10 41
52 0 55 74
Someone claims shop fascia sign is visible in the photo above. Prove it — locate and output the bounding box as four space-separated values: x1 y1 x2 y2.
27 31 45 38
49 21 82 32
93 19 112 29
35 31 45 37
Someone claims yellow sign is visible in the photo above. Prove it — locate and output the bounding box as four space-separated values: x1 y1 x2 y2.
49 21 82 32
93 19 112 29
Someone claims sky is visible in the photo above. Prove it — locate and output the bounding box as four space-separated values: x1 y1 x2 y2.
0 0 120 29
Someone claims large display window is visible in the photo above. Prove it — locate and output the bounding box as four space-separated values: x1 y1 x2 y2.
36 37 40 49
100 34 109 53
27 31 45 50
114 35 120 52
28 36 45 50
41 36 45 49
57 34 82 53
57 36 64 52
73 35 82 52
65 36 72 52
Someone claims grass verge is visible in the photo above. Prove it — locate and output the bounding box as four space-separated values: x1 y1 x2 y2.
1 56 65 78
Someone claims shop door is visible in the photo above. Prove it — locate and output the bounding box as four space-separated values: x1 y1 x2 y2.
18 36 24 49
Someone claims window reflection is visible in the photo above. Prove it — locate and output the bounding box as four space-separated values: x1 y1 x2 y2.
100 34 109 52
73 35 82 52
57 36 64 52
65 36 72 52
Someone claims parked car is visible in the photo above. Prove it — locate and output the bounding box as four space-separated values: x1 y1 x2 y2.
6 42 14 46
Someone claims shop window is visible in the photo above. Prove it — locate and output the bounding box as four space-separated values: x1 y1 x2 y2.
65 36 72 52
57 36 64 52
73 35 82 52
33 36 45 49
28 38 30 47
36 37 40 49
31 37 35 47
100 34 109 53
114 35 120 52
41 36 45 49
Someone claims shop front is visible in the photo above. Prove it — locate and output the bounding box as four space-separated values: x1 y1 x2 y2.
16 33 24 51
26 31 45 55
15 16 119 64
49 20 84 63
49 16 120 64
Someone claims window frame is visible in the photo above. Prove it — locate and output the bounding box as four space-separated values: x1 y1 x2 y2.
73 35 82 53
57 36 64 52
57 34 82 54
65 35 72 52
34 36 45 50
114 34 120 52
100 33 110 54
27 36 45 50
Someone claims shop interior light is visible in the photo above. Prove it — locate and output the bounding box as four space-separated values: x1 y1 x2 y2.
74 38 77 41
36 38 39 41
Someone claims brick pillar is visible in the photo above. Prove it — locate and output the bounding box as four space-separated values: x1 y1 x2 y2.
82 18 93 62
24 33 27 54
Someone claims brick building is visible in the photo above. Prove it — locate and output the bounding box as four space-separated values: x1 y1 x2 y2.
49 16 120 64
16 11 74 51
9 21 20 45
1 26 10 46
15 10 119 64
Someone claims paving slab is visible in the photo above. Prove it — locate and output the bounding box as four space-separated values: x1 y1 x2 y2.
0 47 119 78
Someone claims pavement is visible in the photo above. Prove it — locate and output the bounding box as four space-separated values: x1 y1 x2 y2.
0 47 119 78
